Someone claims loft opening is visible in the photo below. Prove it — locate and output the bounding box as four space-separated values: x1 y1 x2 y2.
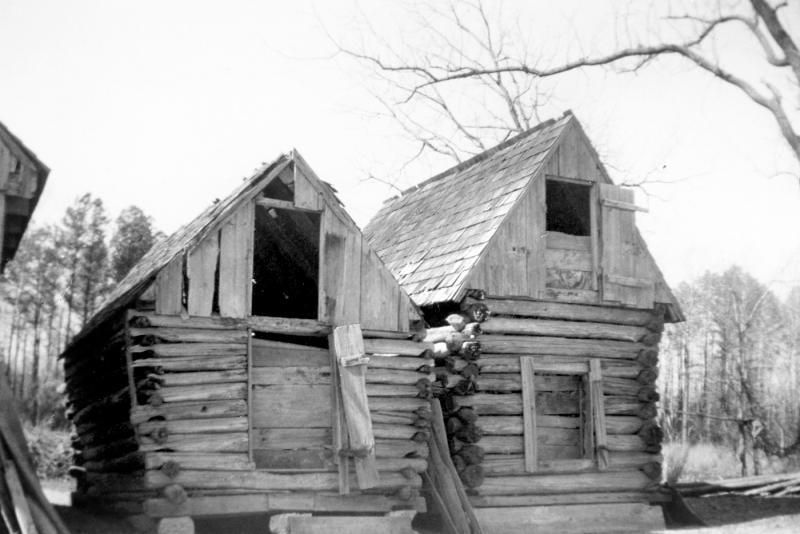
545 179 591 236
251 203 320 319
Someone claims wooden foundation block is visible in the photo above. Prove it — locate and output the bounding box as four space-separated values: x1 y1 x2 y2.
473 502 665 533
283 514 415 534
157 516 195 534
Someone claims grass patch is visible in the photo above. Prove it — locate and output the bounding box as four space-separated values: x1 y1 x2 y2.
24 423 72 481
664 441 800 483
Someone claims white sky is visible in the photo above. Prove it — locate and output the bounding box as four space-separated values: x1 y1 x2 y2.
2 0 799 296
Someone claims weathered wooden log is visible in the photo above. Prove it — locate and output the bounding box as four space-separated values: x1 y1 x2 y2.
607 434 647 452
445 332 467 353
162 484 189 505
640 332 662 347
138 417 248 436
454 424 483 444
131 355 246 373
638 386 660 403
129 343 247 358
637 348 659 367
446 313 468 332
130 400 247 424
461 302 490 323
367 355 434 373
139 432 248 453
456 407 478 424
128 313 243 331
371 423 429 442
366 369 436 386
370 411 419 426
481 317 648 342
76 422 135 447
368 397 431 412
463 322 481 337
459 465 484 489
144 453 254 472
129 328 249 344
81 437 139 462
144 470 421 492
152 383 247 404
148 370 247 388
472 471 652 496
458 341 481 361
363 339 433 357
480 335 642 359
638 421 664 446
641 462 662 480
456 445 485 466
423 326 457 344
374 440 429 459
367 384 431 399
474 298 652 326
636 367 659 385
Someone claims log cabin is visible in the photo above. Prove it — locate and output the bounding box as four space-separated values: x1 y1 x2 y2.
0 121 49 271
364 111 684 533
61 151 438 534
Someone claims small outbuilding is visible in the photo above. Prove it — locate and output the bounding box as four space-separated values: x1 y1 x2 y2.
365 111 683 533
62 152 436 533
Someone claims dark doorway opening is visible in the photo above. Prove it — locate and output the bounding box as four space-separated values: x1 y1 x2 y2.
546 180 591 236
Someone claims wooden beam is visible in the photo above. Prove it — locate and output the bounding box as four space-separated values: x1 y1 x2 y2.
520 357 537 473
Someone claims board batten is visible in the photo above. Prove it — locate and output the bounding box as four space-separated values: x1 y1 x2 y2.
187 232 219 316
359 242 400 331
321 209 362 325
155 255 184 315
219 202 254 317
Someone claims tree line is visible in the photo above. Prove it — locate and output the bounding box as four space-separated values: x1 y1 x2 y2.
0 194 162 426
660 266 800 475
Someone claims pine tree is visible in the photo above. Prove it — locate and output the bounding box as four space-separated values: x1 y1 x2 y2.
110 206 161 282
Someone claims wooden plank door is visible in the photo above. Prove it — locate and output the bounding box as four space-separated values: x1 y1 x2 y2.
599 184 654 308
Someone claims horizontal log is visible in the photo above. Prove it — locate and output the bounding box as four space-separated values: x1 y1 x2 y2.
482 455 595 475
477 374 580 393
365 384 428 398
368 397 431 412
468 491 669 508
130 343 247 358
153 383 247 403
247 316 330 336
480 336 642 359
138 417 248 436
606 416 644 434
81 437 139 462
361 329 418 340
481 317 648 342
251 367 331 386
473 470 653 496
364 338 434 356
365 369 436 386
139 432 248 453
129 328 249 344
129 313 243 330
130 400 247 424
85 472 146 493
478 298 654 325
130 355 246 372
607 435 646 452
251 338 330 367
144 453 254 472
367 355 434 373
373 424 429 442
82 452 144 473
142 493 426 518
375 439 429 459
478 429 581 454
144 470 421 492
370 411 422 426
472 357 644 379
149 370 247 387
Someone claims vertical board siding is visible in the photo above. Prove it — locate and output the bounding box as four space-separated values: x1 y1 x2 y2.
187 232 219 316
521 357 537 472
155 255 184 315
219 202 254 317
321 210 362 326
360 244 400 332
294 165 322 211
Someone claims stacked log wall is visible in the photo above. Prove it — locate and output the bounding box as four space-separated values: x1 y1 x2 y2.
68 310 431 518
451 296 666 508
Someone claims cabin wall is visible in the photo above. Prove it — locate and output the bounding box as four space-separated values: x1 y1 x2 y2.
67 311 430 518
428 296 666 531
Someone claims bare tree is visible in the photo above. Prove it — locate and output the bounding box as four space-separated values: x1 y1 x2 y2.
341 0 800 176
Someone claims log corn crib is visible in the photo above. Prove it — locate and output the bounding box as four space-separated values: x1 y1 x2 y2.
62 298 666 528
63 312 433 522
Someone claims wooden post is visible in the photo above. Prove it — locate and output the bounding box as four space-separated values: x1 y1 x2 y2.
520 357 537 473
590 360 609 470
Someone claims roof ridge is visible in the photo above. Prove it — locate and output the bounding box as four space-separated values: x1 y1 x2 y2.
397 111 573 197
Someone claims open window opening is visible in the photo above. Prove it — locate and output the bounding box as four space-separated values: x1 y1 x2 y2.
251 204 320 319
533 372 592 462
546 179 591 236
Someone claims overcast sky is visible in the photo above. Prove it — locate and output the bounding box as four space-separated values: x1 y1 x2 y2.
2 0 799 296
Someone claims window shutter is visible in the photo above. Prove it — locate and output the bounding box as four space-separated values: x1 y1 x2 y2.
331 325 380 489
598 183 654 308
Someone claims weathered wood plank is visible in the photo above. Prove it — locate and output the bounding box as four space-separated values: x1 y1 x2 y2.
251 367 331 386
139 417 248 435
139 432 248 453
151 370 247 387
131 400 247 424
129 328 248 344
155 255 184 315
591 360 609 470
218 202 253 317
521 357 536 473
252 385 331 428
156 383 246 404
130 355 246 372
187 232 219 316
363 339 432 357
251 338 329 368
144 452 254 471
474 471 651 496
144 470 420 491
469 492 667 508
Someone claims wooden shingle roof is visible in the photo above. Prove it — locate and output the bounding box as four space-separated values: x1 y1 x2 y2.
363 113 572 306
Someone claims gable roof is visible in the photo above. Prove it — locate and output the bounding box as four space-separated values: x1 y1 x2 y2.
67 153 299 349
0 121 50 268
363 113 572 307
